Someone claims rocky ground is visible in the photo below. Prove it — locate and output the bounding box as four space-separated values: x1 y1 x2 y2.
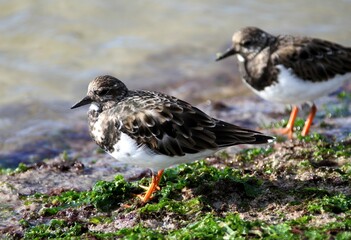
1 76 350 239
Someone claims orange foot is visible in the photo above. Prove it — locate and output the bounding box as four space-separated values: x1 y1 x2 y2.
137 169 164 203
301 104 317 136
272 104 317 138
272 106 299 139
272 127 294 139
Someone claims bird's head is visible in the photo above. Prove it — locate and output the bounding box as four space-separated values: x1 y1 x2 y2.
71 75 128 109
216 26 274 62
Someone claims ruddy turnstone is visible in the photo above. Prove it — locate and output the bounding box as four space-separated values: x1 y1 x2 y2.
71 75 274 202
216 26 351 138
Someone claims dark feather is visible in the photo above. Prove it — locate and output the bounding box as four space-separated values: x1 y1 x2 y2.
230 27 351 91
118 91 273 157
274 36 351 82
82 75 274 158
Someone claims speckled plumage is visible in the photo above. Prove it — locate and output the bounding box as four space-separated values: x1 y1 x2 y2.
72 75 274 169
216 27 351 137
71 75 274 202
217 26 351 92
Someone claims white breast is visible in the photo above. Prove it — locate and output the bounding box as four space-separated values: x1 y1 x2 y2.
247 65 351 105
108 132 216 171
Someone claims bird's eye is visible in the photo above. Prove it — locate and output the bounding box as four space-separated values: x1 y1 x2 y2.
96 89 109 96
242 40 252 47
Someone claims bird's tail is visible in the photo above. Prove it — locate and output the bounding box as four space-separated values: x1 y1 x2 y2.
213 120 275 147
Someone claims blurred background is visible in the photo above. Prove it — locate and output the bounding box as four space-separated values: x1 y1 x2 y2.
1 0 350 167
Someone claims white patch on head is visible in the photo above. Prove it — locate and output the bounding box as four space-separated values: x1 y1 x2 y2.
108 132 216 171
249 65 351 105
89 103 100 112
236 54 245 62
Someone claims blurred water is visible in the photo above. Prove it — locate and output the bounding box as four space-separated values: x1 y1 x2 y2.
0 0 350 165
1 0 350 104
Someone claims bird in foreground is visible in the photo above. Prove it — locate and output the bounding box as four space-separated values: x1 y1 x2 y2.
216 26 351 138
71 75 274 203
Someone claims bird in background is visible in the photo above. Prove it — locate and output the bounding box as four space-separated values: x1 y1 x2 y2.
71 75 274 203
216 26 351 138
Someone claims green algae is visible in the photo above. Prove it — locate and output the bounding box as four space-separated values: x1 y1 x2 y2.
23 219 87 239
4 132 351 239
88 175 134 212
236 146 274 163
307 194 351 214
0 162 29 175
19 212 351 239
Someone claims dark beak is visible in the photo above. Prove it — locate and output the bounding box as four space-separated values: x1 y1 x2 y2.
215 47 237 61
71 96 93 109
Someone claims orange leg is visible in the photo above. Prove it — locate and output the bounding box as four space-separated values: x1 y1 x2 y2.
273 106 299 139
301 104 317 136
138 169 164 203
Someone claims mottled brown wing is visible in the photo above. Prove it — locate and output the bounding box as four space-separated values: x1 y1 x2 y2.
120 98 273 157
273 36 351 82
